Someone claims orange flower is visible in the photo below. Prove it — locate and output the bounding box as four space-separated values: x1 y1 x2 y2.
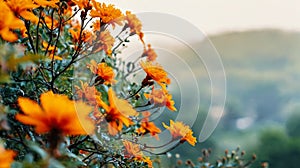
69 23 93 44
162 120 197 146
143 44 157 62
136 111 161 138
97 88 137 135
92 30 115 55
181 129 196 146
71 0 92 9
69 29 92 44
20 26 28 38
123 140 143 159
6 0 39 23
15 91 95 135
92 20 101 31
142 157 153 168
75 81 101 105
144 87 177 111
124 11 142 36
69 29 79 43
90 0 123 27
123 140 153 167
42 41 63 60
140 61 171 85
44 15 59 29
78 149 89 155
63 4 73 16
69 20 93 44
87 60 116 85
82 30 93 43
33 0 59 8
124 11 144 43
96 62 115 84
0 145 16 168
0 1 25 42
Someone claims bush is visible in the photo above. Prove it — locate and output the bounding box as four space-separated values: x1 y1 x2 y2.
0 0 196 167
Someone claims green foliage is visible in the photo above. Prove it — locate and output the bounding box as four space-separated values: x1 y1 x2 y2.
286 111 300 138
255 128 300 168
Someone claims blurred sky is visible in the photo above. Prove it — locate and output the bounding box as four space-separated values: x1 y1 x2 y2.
105 0 300 35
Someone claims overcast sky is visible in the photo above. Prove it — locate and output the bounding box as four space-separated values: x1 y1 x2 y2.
105 0 300 35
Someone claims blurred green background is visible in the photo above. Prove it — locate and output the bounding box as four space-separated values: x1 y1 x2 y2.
158 29 300 167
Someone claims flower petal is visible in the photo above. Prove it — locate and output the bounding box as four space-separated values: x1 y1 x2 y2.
18 97 43 116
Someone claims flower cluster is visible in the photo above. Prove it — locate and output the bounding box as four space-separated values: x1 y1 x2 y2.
0 0 197 167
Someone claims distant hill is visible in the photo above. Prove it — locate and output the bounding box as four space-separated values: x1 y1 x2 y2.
166 29 300 123
168 29 300 167
209 30 300 95
197 30 300 121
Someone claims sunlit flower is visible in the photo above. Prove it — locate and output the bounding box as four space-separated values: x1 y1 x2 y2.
0 1 25 42
124 11 142 37
71 0 92 9
124 11 144 44
181 129 196 146
96 62 115 84
123 140 143 159
6 0 39 23
92 20 101 31
75 81 101 105
69 20 93 44
162 120 197 146
140 61 171 85
0 145 16 168
82 30 93 43
123 140 153 167
143 44 157 62
78 149 89 155
44 15 59 29
92 30 115 55
42 41 63 60
142 157 153 168
62 2 73 16
97 88 137 135
87 60 116 85
16 91 95 135
20 26 28 38
33 0 59 8
144 87 177 111
90 0 123 27
136 111 161 138
69 22 93 44
69 28 79 43
69 29 93 44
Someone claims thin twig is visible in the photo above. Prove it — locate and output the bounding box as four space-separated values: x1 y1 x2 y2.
25 21 36 53
35 8 43 53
